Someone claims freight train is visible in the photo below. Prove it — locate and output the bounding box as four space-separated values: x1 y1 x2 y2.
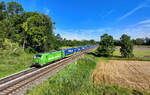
32 45 97 67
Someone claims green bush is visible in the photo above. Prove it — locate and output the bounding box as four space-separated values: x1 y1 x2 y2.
97 34 115 57
1 39 24 56
120 34 134 58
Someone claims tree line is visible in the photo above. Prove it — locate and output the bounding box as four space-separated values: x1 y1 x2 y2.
114 37 150 46
55 34 98 47
0 1 97 53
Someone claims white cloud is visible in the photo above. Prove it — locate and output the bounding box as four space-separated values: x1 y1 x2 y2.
118 2 145 21
137 19 150 24
130 18 150 27
121 27 150 39
141 24 150 27
54 29 106 41
54 25 150 41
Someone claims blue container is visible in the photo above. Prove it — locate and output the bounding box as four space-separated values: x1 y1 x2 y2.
64 48 75 56
73 48 78 53
77 47 82 51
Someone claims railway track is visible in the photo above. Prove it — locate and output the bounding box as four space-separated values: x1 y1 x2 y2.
0 67 38 85
0 47 96 95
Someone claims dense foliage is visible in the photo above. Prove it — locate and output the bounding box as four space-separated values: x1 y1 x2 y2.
60 38 98 47
120 34 134 58
97 34 115 57
132 38 150 45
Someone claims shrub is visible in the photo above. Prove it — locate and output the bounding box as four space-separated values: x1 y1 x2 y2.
2 38 24 56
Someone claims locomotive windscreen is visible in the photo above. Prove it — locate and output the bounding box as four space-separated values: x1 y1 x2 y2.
34 54 42 58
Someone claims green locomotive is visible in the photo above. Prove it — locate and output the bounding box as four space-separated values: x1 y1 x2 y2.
33 50 65 66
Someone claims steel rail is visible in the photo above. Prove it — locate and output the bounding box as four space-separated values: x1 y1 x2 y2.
0 67 38 85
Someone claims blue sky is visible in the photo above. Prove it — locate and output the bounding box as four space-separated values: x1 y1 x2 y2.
4 0 150 41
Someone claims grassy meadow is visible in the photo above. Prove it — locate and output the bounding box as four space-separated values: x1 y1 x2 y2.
96 46 150 61
114 46 150 57
26 55 150 95
0 51 34 78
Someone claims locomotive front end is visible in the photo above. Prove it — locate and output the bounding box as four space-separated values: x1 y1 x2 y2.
32 54 43 67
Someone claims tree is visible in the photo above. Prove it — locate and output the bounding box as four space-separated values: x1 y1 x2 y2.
55 34 63 48
0 1 5 11
0 19 15 43
20 13 56 52
0 1 25 45
22 14 48 52
97 34 115 57
114 40 121 46
7 1 24 17
145 37 150 45
0 1 6 21
120 34 134 58
135 38 144 45
89 39 96 45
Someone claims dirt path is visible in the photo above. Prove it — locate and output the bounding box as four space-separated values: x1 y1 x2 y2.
92 60 150 91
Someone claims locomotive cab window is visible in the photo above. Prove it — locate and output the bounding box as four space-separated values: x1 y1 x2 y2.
35 55 42 58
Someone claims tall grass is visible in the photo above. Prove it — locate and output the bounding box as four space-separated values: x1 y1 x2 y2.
26 55 149 95
0 52 33 78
